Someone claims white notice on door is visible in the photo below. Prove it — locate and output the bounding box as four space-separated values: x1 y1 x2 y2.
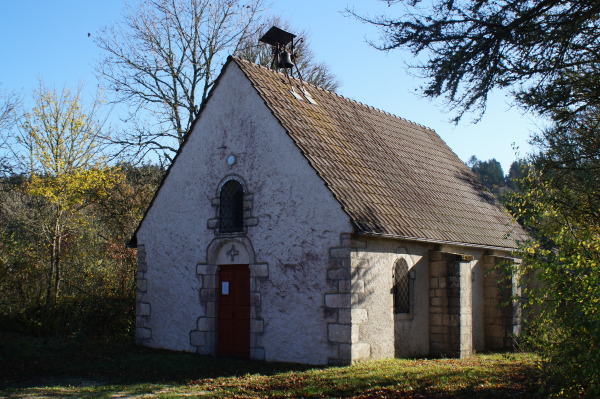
222 281 230 295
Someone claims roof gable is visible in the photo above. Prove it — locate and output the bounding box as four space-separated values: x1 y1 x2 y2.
232 57 525 249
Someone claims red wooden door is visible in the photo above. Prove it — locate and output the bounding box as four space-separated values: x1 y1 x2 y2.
218 265 250 357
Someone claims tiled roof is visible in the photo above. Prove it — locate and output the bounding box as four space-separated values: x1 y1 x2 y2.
233 57 526 250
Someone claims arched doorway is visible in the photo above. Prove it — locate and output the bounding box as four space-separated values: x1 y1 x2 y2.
217 264 250 357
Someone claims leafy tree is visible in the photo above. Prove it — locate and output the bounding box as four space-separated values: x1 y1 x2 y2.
355 0 600 123
93 163 165 296
95 0 266 164
0 163 163 338
0 86 166 338
356 1 600 394
0 185 46 313
236 18 341 91
468 156 505 193
6 83 121 305
96 163 165 246
506 159 527 191
513 165 600 396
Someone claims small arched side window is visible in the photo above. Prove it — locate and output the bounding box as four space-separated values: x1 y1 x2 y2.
393 258 410 314
219 180 244 233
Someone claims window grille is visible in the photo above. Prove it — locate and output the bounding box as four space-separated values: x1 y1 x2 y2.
393 259 410 314
219 180 243 233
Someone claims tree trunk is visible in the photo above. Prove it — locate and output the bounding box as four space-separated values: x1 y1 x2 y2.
46 209 63 306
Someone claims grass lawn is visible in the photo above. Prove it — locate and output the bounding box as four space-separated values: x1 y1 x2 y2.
0 333 544 398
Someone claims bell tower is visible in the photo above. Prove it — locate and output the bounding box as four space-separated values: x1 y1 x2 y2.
259 26 298 73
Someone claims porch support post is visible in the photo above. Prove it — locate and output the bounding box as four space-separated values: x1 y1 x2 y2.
429 250 473 358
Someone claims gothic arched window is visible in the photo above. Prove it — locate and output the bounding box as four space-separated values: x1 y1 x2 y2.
393 259 410 314
219 180 244 233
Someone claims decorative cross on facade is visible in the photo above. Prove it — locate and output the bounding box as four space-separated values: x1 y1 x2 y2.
227 244 239 262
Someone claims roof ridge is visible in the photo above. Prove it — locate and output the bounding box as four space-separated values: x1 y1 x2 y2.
231 56 435 132
230 55 525 249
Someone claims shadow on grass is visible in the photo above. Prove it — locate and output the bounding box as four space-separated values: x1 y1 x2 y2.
1 334 543 398
0 333 317 390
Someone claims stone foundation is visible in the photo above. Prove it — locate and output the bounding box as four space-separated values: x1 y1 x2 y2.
136 244 152 344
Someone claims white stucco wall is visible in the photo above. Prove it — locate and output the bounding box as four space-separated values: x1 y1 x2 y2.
350 238 432 359
136 61 353 364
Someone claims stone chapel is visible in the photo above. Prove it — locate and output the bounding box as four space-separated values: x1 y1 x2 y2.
130 55 525 365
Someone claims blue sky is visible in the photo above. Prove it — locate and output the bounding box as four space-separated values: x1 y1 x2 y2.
0 0 542 172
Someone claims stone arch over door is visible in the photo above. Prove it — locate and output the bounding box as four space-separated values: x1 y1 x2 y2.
191 237 269 360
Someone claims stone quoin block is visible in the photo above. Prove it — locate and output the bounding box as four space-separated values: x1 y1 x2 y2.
251 347 265 361
245 217 259 227
201 275 216 289
136 278 147 293
338 280 352 293
325 293 351 309
328 323 356 343
329 247 350 259
137 261 147 274
205 331 216 348
207 218 219 229
190 331 206 346
328 268 350 280
338 308 368 324
196 264 218 275
196 317 215 331
338 343 352 360
137 327 151 340
255 333 264 348
251 318 264 333
138 302 151 316
250 292 261 306
200 289 216 302
205 302 216 318
352 343 371 360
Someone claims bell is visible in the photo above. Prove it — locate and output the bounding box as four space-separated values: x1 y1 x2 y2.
277 50 294 68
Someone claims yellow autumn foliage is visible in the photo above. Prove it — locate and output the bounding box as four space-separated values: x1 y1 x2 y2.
27 167 124 211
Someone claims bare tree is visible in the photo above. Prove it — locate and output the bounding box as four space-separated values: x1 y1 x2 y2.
236 18 341 92
0 87 21 176
96 0 266 164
